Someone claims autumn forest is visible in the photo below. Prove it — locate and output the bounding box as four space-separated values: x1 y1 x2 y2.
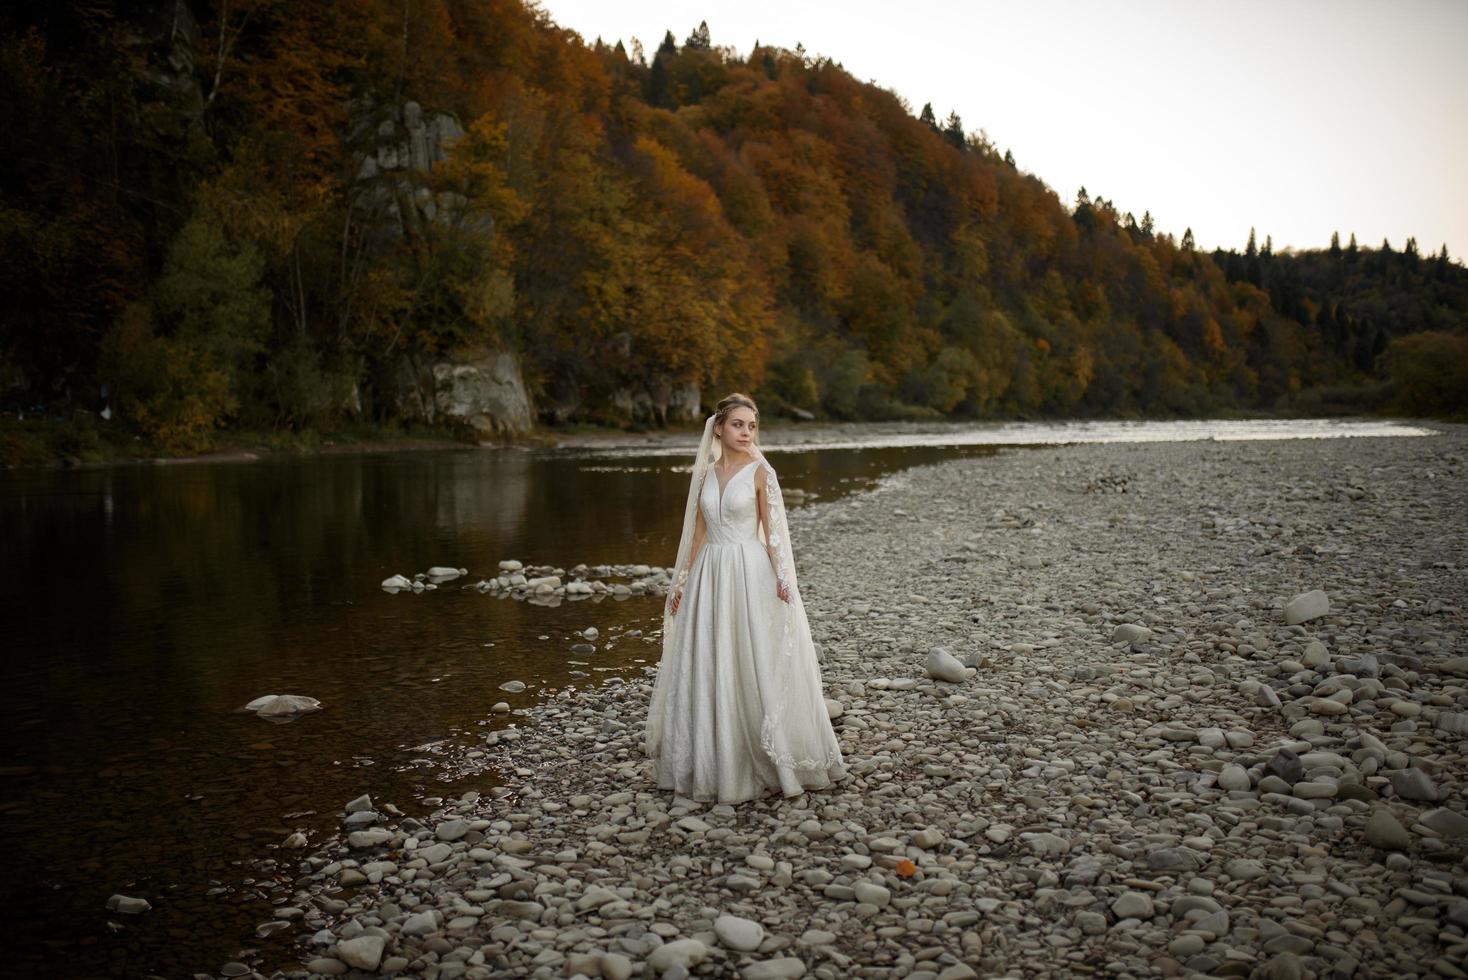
3 0 1466 454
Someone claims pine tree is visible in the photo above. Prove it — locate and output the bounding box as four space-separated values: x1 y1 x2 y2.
919 102 937 129
685 20 711 50
1329 231 1341 257
1347 232 1358 259
1140 211 1154 237
1181 227 1195 251
1246 227 1257 257
943 111 964 148
1262 234 1272 257
1003 149 1014 167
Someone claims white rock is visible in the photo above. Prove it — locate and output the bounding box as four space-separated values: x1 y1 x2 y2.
742 958 807 980
401 910 439 936
1218 764 1252 792
926 647 967 682
647 938 709 972
825 698 844 720
715 913 766 951
347 828 392 848
247 694 322 718
106 894 151 914
426 566 461 579
1111 623 1152 643
336 935 385 971
1284 590 1330 625
435 819 469 841
853 881 891 906
381 574 411 589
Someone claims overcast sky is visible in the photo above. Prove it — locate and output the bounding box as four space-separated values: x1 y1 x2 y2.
537 0 1468 259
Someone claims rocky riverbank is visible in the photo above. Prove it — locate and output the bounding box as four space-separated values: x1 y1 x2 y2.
257 424 1465 979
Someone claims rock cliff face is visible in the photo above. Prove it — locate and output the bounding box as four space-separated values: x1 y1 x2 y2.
609 381 703 426
350 100 531 432
395 350 532 437
350 99 472 241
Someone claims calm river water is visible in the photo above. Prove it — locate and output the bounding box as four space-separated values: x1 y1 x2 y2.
0 418 1432 978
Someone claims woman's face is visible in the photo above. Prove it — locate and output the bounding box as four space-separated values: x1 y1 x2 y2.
716 407 758 455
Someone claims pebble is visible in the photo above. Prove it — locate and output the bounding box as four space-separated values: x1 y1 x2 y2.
715 913 766 951
335 935 384 971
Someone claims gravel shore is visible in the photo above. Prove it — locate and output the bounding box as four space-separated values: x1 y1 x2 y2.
264 425 1467 980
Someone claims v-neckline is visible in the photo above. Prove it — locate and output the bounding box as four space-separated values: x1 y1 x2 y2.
713 458 758 507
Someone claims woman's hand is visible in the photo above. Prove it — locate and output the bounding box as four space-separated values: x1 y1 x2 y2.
669 586 683 615
776 579 792 604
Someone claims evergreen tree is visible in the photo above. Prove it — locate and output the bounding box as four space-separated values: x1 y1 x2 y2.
919 102 937 128
1329 231 1341 257
1347 232 1358 259
1246 227 1258 257
1003 149 1015 167
1140 211 1154 238
1181 227 1195 251
943 111 964 148
685 20 711 50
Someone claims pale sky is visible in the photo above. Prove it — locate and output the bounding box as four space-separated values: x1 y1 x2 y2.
537 0 1468 259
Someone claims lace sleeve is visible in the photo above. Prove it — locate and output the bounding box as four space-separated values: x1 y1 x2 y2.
674 483 707 594
757 463 792 598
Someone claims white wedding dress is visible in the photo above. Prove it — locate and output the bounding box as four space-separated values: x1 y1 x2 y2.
646 459 848 803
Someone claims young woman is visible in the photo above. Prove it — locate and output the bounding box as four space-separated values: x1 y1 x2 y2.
644 393 848 803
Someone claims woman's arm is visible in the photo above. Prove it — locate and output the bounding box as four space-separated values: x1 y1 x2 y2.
670 504 706 615
755 463 792 603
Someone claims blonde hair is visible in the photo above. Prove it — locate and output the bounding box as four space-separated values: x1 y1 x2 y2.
714 392 759 444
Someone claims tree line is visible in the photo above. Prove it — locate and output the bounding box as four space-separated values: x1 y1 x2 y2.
2 1 1464 451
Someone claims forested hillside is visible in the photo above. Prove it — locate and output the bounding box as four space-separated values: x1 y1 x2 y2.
2 0 1464 451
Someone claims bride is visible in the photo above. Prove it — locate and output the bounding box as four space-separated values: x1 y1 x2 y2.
644 392 848 803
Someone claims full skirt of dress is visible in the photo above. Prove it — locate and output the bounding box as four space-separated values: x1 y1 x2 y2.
646 538 848 803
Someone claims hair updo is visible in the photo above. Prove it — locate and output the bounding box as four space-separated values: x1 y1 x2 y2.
713 392 759 443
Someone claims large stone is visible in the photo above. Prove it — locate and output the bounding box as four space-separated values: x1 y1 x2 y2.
926 647 968 683
647 938 709 973
1218 764 1252 792
336 935 385 972
401 910 438 936
1146 847 1202 872
1283 590 1330 625
347 828 392 849
1435 712 1468 735
246 694 323 718
1111 891 1154 919
1111 623 1152 643
1421 808 1468 838
106 894 151 914
1364 806 1411 850
741 958 808 980
714 914 766 951
1266 748 1304 785
853 881 892 906
1392 768 1439 802
435 819 469 841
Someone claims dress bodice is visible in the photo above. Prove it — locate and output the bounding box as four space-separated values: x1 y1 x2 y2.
701 460 762 545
